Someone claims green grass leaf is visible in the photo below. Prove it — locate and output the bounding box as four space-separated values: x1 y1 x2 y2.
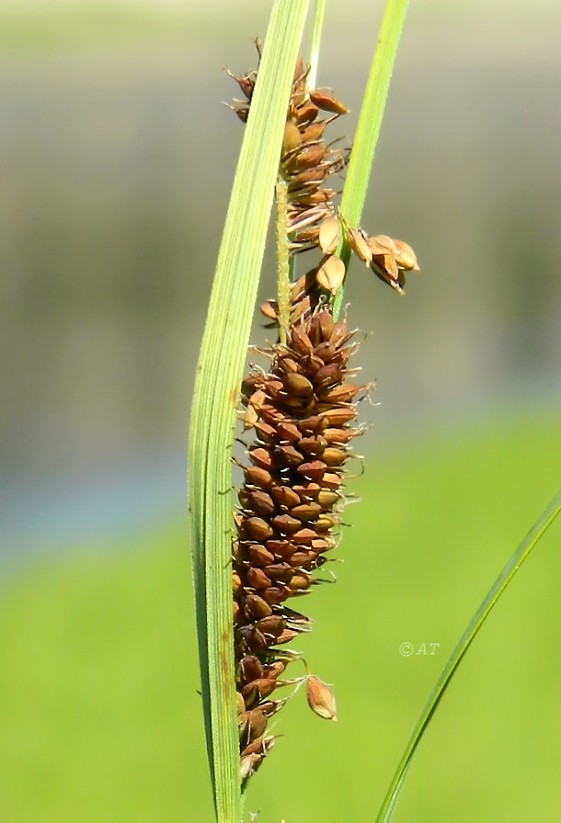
376 488 561 822
187 2 310 820
308 0 326 89
334 0 410 317
340 0 410 227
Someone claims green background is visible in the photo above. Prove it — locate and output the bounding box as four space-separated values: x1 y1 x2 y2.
3 418 561 821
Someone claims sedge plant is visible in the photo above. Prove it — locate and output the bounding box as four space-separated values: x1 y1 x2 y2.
188 2 561 821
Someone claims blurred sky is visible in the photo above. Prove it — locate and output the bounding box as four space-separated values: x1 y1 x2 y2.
1 0 560 569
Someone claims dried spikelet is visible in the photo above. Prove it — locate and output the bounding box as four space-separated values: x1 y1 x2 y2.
347 226 420 295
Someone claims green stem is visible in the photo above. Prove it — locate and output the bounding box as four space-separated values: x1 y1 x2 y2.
276 177 291 345
334 0 409 318
308 0 326 89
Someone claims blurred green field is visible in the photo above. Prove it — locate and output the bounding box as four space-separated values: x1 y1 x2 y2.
2 415 561 822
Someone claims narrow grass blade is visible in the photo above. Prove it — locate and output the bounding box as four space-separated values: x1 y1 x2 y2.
308 0 326 88
376 489 561 823
340 0 409 227
334 0 410 317
188 3 310 821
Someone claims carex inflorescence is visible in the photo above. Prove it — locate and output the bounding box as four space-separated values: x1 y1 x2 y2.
228 50 418 786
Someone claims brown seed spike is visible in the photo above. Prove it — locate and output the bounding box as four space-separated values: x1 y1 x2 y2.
230 54 369 769
293 55 306 83
238 655 264 684
322 427 356 444
288 572 314 591
264 661 288 680
248 389 268 411
297 414 326 434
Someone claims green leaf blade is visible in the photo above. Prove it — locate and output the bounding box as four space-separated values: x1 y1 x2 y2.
188 3 310 821
340 0 410 228
376 489 561 822
334 0 409 318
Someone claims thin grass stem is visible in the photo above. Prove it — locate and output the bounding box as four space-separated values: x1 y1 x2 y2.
308 0 326 89
275 177 291 345
376 488 561 822
334 0 409 318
